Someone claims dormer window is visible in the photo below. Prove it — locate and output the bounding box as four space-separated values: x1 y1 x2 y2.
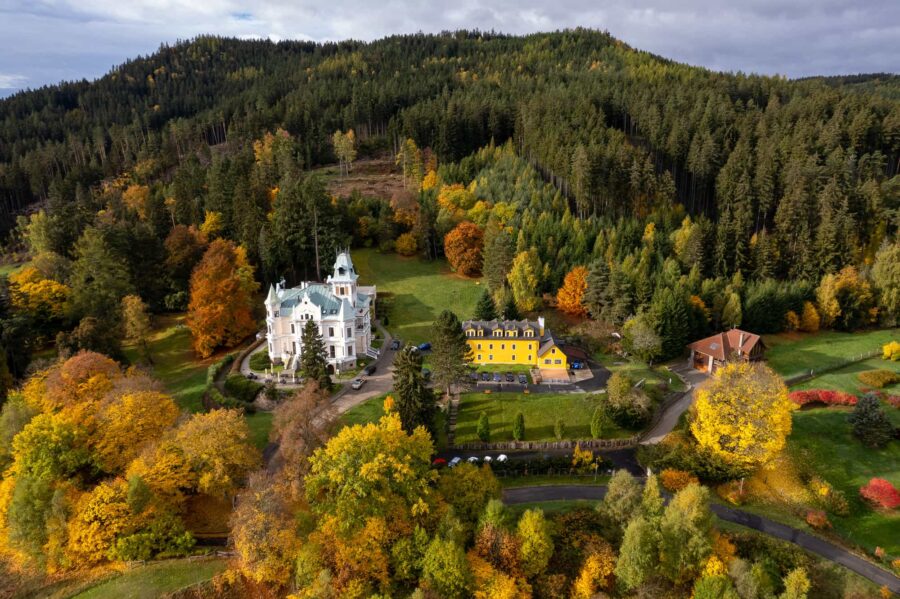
477 329 483 337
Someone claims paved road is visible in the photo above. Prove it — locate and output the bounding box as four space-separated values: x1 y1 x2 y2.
503 485 900 593
641 365 707 444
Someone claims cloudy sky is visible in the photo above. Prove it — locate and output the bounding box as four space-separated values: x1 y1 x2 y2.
1 0 898 96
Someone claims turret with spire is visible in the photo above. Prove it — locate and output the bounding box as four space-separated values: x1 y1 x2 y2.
327 249 358 308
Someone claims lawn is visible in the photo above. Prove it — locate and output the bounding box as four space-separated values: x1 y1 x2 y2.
786 406 900 554
122 314 215 412
71 558 226 599
596 353 685 394
764 329 898 380
455 392 636 444
353 248 483 345
338 392 448 450
792 356 900 394
245 412 274 450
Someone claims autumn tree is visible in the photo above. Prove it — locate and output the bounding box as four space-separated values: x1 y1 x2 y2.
871 240 900 326
517 508 553 578
556 266 588 316
93 391 180 472
392 346 435 433
658 483 713 584
332 129 357 176
430 310 472 398
507 248 542 313
121 295 152 362
598 469 642 539
623 314 662 365
444 221 484 277
799 301 820 333
186 239 259 358
298 319 331 391
437 463 500 536
816 266 876 331
164 224 206 293
422 537 472 599
691 362 792 473
571 544 617 598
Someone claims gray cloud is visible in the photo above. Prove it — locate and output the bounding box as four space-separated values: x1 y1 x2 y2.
0 0 898 96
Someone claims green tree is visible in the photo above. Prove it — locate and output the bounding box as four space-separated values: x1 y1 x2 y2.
640 473 664 520
437 463 500 533
872 240 900 326
477 411 490 442
483 221 514 294
430 310 472 397
650 287 690 360
623 314 662 365
848 394 894 448
421 537 472 599
121 294 152 363
598 469 641 537
69 227 133 322
615 516 660 591
779 568 810 599
658 483 713 584
517 508 553 578
590 407 604 440
583 259 612 319
692 575 740 599
474 289 498 321
513 412 525 441
392 346 435 434
299 319 331 391
508 248 542 313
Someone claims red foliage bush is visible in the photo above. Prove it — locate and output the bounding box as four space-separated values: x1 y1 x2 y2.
805 509 831 530
859 478 900 510
789 389 857 407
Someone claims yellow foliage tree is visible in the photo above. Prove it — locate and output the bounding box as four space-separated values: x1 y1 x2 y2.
126 441 194 504
690 362 793 471
556 266 588 316
65 479 133 564
93 391 180 473
199 210 224 239
571 544 616 598
8 267 71 321
122 184 150 220
395 232 418 256
799 301 820 333
816 266 876 330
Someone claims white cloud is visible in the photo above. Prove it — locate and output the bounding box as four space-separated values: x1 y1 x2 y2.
0 74 27 89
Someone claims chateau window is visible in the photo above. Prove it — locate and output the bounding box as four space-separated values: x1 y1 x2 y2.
528 355 532 362
467 330 474 337
348 345 353 356
501 344 505 350
525 330 532 337
489 344 493 350
328 327 334 337
274 310 279 317
290 323 295 334
494 330 502 337
330 346 335 358
477 330 483 336
544 359 551 364
477 354 482 361
555 359 562 365
489 354 493 360
347 327 352 337
512 355 516 361
267 324 272 334
512 344 516 350
477 344 482 350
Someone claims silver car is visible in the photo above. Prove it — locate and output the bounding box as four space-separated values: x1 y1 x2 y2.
350 378 365 390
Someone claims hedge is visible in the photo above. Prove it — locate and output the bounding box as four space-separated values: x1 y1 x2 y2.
789 389 857 407
207 387 255 414
857 369 900 389
224 374 264 403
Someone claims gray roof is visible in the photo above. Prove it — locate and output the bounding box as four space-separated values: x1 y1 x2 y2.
462 319 545 339
278 284 342 316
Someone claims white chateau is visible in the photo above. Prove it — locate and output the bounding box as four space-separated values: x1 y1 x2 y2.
265 250 376 373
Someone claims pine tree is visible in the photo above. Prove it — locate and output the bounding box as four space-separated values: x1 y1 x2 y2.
590 408 604 440
848 394 893 449
477 411 490 442
474 289 498 321
392 346 435 434
650 288 690 360
299 320 331 391
482 221 514 294
583 259 611 318
431 310 473 397
499 290 521 321
513 412 525 441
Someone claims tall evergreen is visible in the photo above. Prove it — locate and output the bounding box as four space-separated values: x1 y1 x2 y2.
299 319 331 391
583 259 611 318
650 288 690 360
482 221 514 294
430 310 473 397
392 346 435 434
848 394 894 448
474 289 498 321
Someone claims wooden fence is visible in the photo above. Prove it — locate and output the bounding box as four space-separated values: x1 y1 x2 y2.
782 350 882 385
453 437 641 451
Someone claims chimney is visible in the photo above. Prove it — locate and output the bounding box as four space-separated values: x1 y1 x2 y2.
538 316 545 336
738 331 745 356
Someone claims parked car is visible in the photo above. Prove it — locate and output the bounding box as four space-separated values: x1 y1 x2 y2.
363 364 376 376
432 458 447 468
390 339 401 350
496 454 508 463
448 457 462 468
350 378 366 390
467 456 479 464
483 456 492 463
505 372 514 382
492 372 502 382
480 371 491 381
469 372 479 382
572 361 584 370
417 342 432 352
247 372 257 380
517 373 528 384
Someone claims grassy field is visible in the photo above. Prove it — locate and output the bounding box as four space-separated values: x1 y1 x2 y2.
353 248 483 345
245 412 274 450
596 353 686 393
337 392 449 450
792 356 900 394
71 558 226 599
498 474 610 488
455 392 635 444
764 329 898 380
122 314 215 413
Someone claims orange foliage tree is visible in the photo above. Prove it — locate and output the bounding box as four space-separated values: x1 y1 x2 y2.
444 221 484 277
556 266 589 316
187 239 260 357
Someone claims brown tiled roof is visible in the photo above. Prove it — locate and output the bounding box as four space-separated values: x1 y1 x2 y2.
561 345 589 360
688 329 762 361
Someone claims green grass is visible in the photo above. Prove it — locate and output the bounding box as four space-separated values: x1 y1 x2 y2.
71 558 226 599
792 357 900 394
353 248 483 345
787 406 900 554
245 412 273 450
596 353 685 393
764 329 899 380
123 314 214 412
455 392 635 444
338 392 448 451
498 474 610 488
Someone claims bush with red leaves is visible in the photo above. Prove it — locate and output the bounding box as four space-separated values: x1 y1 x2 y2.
859 478 900 510
789 389 857 407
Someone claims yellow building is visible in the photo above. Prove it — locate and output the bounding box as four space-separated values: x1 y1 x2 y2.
462 317 569 370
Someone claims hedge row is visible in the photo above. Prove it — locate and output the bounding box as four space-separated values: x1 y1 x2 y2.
789 389 857 407
858 369 900 389
224 374 264 403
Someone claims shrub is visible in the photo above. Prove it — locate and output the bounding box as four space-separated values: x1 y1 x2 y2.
859 478 900 509
805 510 830 530
883 340 900 361
554 418 565 440
248 351 271 371
848 394 894 448
799 301 820 333
477 411 490 442
590 407 604 440
660 469 699 493
788 389 856 407
512 412 525 441
716 481 747 506
784 310 800 332
808 477 850 516
858 369 900 389
395 232 418 256
224 374 264 403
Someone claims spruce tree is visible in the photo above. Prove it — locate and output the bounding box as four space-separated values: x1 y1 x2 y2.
431 310 473 397
513 412 525 441
500 292 521 321
848 394 893 448
583 259 611 318
477 411 490 442
483 221 514 294
650 288 690 360
474 289 498 321
392 346 435 434
299 320 331 391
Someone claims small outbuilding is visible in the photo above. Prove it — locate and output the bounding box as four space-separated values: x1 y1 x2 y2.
687 328 765 374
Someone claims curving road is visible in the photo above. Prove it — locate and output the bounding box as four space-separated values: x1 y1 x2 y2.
503 485 900 593
641 365 707 444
